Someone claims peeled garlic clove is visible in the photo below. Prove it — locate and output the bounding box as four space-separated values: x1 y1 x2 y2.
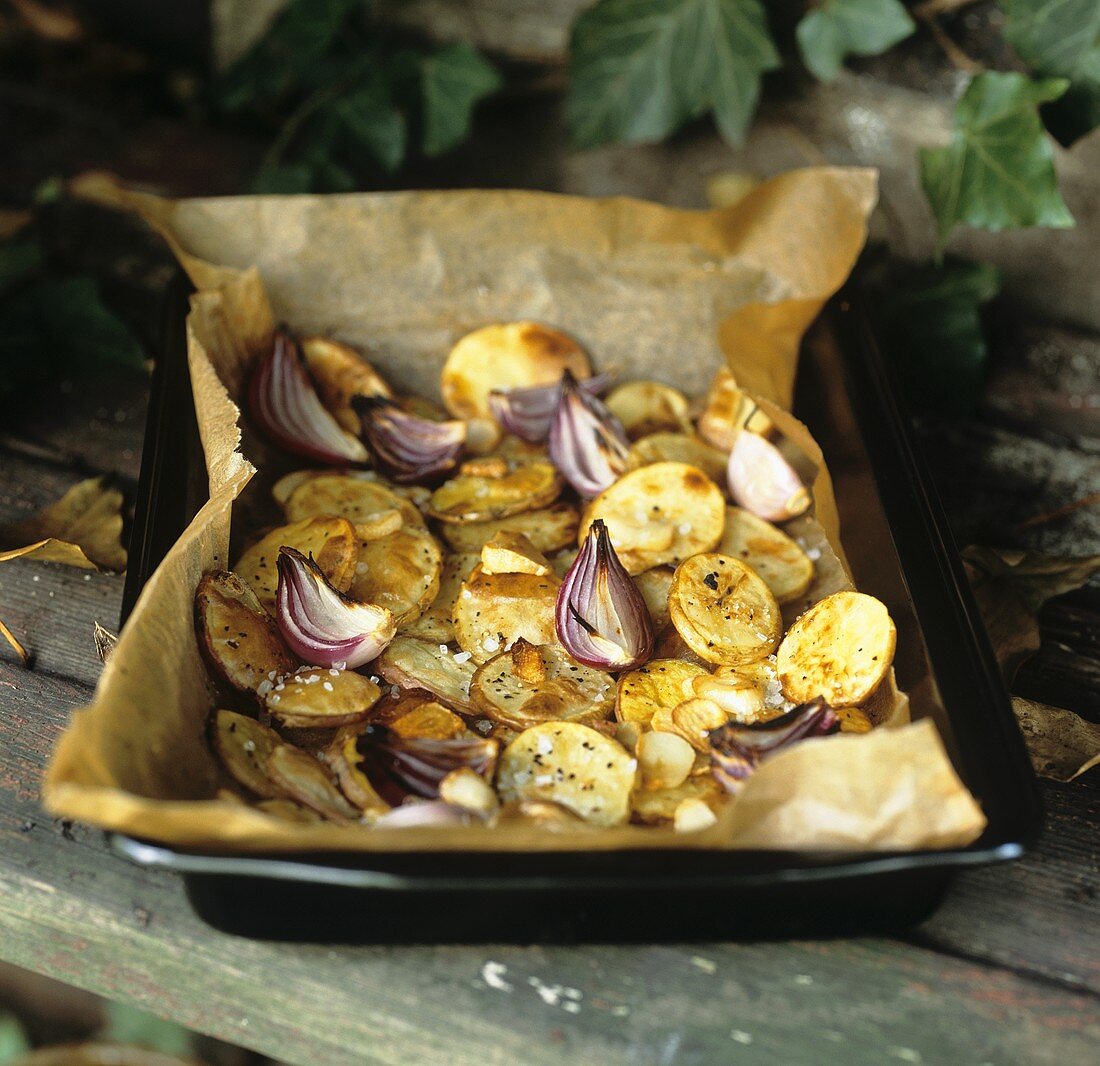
249 328 368 464
353 396 465 483
555 519 653 671
489 372 614 443
726 429 811 522
548 371 632 498
275 546 395 669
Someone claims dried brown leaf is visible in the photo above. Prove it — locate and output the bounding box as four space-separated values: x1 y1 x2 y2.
1012 697 1100 783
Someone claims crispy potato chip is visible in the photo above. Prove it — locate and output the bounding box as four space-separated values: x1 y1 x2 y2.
718 506 814 605
428 461 562 524
615 659 709 728
285 474 425 530
375 635 478 710
636 730 695 790
496 722 637 827
605 381 691 439
669 553 781 666
440 503 579 553
195 572 294 693
349 525 442 627
630 774 721 825
300 335 393 433
670 698 730 751
452 564 559 663
629 432 728 484
481 531 551 576
471 643 614 730
777 591 896 706
633 566 674 629
442 322 590 420
402 551 481 643
696 367 742 451
266 744 360 822
211 709 288 799
391 701 468 740
234 516 357 611
579 463 725 574
262 667 382 729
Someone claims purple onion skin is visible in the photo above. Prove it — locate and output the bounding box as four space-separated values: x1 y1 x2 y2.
373 800 469 828
352 396 465 483
710 699 839 793
555 519 653 671
489 372 614 443
249 328 367 465
548 372 631 498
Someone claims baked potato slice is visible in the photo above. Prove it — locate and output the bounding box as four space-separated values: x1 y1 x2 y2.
630 774 722 825
629 432 727 485
428 461 562 524
777 590 896 706
633 566 674 629
668 553 781 666
234 516 358 612
349 524 442 628
496 722 637 827
579 462 725 574
266 743 360 822
195 571 294 693
718 506 814 605
615 659 709 728
262 667 382 729
442 322 591 420
696 367 742 451
605 381 691 439
211 709 288 799
480 531 552 576
390 700 469 740
284 474 424 530
470 642 615 730
375 635 479 711
439 503 579 553
300 335 393 434
402 551 481 644
452 564 559 663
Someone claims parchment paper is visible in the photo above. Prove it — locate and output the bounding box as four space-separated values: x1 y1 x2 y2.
43 169 986 853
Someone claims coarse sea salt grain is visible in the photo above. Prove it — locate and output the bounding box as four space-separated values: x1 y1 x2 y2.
534 774 553 787
323 681 334 691
439 644 449 655
453 651 472 664
536 735 554 756
678 523 692 535
482 636 500 653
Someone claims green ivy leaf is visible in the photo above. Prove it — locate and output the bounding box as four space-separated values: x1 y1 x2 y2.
796 0 915 82
0 1012 30 1064
328 82 407 172
251 161 317 194
100 1001 192 1057
566 0 780 148
999 0 1100 143
919 71 1075 246
875 259 1002 416
0 239 42 295
420 44 502 156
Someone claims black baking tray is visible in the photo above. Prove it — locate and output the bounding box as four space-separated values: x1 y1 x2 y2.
112 273 1042 943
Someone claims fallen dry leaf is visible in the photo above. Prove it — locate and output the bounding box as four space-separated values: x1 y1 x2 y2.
93 620 118 663
0 476 127 571
1012 697 1100 783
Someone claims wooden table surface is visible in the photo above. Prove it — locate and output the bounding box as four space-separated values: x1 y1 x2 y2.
1 354 1098 1065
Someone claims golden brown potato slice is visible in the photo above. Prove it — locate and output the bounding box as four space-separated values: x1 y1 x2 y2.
452 565 559 663
615 659 709 728
391 701 468 740
717 506 814 605
496 722 637 827
480 531 552 576
579 462 725 574
696 367 742 451
836 706 873 733
442 322 591 420
402 551 481 644
195 572 295 693
428 461 562 524
262 667 382 729
605 381 691 439
470 642 615 730
285 474 425 530
234 516 358 612
631 775 721 825
777 590 896 706
300 336 393 433
349 525 442 628
633 566 674 629
375 635 479 710
275 469 428 525
668 553 781 666
266 744 360 822
439 503 579 553
330 729 391 813
629 432 728 484
211 709 288 799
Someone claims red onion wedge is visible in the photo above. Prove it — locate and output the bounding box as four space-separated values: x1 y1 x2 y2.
373 800 471 828
354 724 498 806
709 698 838 792
548 371 631 498
353 396 465 482
275 547 395 669
726 428 811 522
249 328 368 464
489 371 614 443
555 519 654 671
